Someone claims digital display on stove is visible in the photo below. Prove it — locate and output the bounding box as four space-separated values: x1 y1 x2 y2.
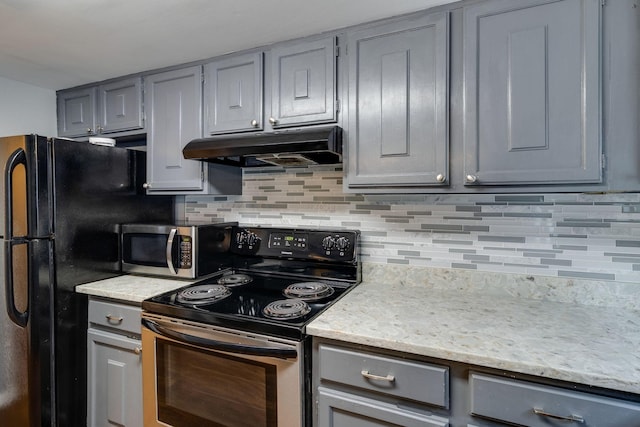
269 233 308 250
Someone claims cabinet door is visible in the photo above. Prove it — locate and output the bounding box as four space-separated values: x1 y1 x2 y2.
270 36 336 127
317 387 449 427
205 52 263 134
87 329 142 427
57 87 97 137
98 77 144 134
145 66 204 191
463 0 601 186
346 12 449 189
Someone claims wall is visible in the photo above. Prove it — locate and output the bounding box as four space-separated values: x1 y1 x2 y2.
0 76 57 137
185 166 640 284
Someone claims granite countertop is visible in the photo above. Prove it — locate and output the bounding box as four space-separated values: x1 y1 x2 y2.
75 274 195 303
307 267 640 395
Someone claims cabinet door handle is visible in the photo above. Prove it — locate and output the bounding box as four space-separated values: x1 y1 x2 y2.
105 314 123 324
533 407 584 423
134 347 142 355
361 370 395 383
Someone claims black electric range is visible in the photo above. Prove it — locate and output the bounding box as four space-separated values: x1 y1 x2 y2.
142 226 360 340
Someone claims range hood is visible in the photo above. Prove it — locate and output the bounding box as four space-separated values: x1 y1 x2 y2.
183 126 343 167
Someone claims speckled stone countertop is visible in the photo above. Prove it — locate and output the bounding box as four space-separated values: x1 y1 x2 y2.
307 264 640 395
75 274 194 303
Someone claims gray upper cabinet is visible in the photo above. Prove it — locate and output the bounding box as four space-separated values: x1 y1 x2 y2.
57 77 144 137
463 0 602 186
204 36 337 135
270 36 336 127
204 52 264 134
345 11 450 189
144 66 204 192
146 66 242 195
98 78 144 134
57 87 97 137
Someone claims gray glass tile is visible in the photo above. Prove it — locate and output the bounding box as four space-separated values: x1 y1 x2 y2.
541 258 572 266
478 236 526 243
495 195 545 203
558 270 615 280
616 240 640 248
451 263 478 269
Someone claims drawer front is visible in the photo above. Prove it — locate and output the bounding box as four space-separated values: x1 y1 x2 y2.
88 299 141 336
470 373 640 427
318 344 449 408
317 387 449 427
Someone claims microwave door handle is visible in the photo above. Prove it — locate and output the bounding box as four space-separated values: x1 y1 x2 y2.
142 318 298 359
165 228 178 275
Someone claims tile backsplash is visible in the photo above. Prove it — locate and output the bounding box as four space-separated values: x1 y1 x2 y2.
185 166 640 284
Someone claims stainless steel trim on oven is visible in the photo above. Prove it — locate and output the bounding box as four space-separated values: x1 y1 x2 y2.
141 313 304 427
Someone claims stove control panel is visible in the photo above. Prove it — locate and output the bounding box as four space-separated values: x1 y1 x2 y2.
231 226 359 263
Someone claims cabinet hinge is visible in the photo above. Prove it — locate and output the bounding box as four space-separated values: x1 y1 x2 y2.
201 169 205 182
336 99 341 113
601 0 606 6
601 153 606 169
335 45 340 57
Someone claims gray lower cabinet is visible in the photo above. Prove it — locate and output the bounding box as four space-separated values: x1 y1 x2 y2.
345 11 449 189
57 77 144 138
87 298 143 427
318 387 449 427
315 342 450 427
469 373 640 426
314 339 640 427
463 0 602 186
145 66 241 194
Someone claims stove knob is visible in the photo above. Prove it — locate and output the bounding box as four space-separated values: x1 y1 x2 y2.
322 236 335 250
247 232 258 246
335 237 350 251
236 232 246 245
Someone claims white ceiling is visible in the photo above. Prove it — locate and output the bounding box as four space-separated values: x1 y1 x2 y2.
0 0 454 91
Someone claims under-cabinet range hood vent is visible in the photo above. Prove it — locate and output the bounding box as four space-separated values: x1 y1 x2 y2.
183 126 342 167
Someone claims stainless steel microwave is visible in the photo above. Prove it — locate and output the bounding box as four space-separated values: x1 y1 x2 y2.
121 223 235 279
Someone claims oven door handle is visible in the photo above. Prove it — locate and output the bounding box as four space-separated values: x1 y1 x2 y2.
142 318 298 359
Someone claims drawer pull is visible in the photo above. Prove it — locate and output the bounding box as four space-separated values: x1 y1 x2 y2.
361 370 395 383
105 314 124 324
533 407 585 423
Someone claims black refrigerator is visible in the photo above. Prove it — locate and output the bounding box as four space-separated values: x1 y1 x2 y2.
0 135 174 426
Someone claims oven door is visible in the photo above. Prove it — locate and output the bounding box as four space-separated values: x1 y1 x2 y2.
141 314 304 427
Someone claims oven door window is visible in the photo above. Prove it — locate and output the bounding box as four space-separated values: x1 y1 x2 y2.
156 339 278 427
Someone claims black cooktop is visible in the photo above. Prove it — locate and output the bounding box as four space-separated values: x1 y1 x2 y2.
143 269 352 340
143 226 360 340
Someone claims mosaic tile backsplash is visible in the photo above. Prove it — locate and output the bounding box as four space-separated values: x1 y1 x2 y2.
185 166 640 284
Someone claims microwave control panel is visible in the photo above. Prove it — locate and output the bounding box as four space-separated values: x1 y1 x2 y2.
178 236 192 268
231 227 359 263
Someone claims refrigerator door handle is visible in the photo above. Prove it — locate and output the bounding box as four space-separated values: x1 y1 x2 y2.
4 148 29 327
165 227 178 275
5 148 26 239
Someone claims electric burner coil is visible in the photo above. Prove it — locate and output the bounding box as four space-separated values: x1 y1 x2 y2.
176 284 231 305
283 281 334 301
263 299 311 320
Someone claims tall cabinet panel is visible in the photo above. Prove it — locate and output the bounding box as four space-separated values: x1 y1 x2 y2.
205 52 264 134
270 37 337 127
345 12 449 189
463 0 602 186
144 66 204 192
